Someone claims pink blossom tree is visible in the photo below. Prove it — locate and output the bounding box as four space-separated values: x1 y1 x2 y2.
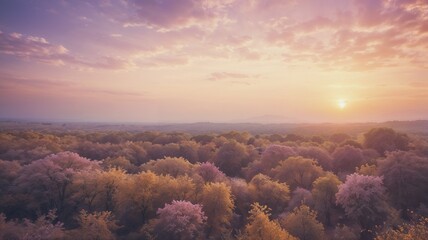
196 162 226 183
14 152 100 216
336 174 391 236
152 200 207 240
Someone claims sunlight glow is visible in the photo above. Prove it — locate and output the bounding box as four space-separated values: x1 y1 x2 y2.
338 99 347 110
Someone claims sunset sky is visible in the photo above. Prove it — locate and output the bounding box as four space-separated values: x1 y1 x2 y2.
1 0 428 123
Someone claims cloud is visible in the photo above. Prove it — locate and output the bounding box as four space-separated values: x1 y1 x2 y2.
0 73 145 98
207 71 259 85
0 31 133 70
109 33 123 38
0 73 72 89
136 54 189 68
266 0 428 70
0 31 69 65
123 0 234 31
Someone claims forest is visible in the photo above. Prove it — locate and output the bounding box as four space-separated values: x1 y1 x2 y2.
0 125 428 240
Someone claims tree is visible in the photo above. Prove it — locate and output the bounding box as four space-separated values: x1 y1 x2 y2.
101 156 137 173
191 134 215 145
151 200 207 240
214 140 249 177
281 205 325 240
0 160 21 216
329 133 351 144
0 160 21 193
68 210 117 240
14 152 100 216
71 169 104 212
114 171 159 228
97 168 127 212
220 131 252 144
142 157 194 177
178 140 200 163
297 146 332 171
200 182 234 238
287 188 313 211
249 174 290 213
356 164 377 176
154 175 197 209
0 210 64 240
239 203 296 240
254 145 297 174
229 178 252 218
312 173 341 226
332 145 366 175
333 225 359 240
363 128 409 156
146 143 181 160
335 174 391 232
377 151 428 210
196 162 226 183
197 142 216 163
375 216 428 240
272 156 324 190
284 134 306 142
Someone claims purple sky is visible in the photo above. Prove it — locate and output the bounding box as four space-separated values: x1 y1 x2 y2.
1 0 428 123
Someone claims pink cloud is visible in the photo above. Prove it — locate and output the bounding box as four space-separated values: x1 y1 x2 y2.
0 31 133 70
137 54 189 67
266 0 428 70
125 0 234 30
0 31 69 65
207 71 259 85
0 73 145 97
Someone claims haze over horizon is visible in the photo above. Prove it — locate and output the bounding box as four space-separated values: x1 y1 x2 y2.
1 0 428 123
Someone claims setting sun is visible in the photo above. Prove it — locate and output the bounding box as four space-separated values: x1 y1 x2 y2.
338 99 347 110
1 1 428 123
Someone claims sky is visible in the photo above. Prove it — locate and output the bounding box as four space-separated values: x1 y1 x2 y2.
0 0 428 123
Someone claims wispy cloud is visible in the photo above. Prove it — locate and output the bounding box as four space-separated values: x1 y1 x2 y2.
0 73 145 98
266 0 428 70
207 71 259 85
122 0 234 31
0 31 133 70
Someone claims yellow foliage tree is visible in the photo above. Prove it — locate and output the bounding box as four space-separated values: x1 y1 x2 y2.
312 173 341 226
115 171 159 224
239 203 296 240
249 174 290 213
281 205 325 240
200 182 234 238
67 210 117 240
375 217 428 240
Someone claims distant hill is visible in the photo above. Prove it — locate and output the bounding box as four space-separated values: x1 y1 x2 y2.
1 120 428 136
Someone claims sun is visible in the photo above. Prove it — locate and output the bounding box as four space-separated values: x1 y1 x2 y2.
338 99 347 109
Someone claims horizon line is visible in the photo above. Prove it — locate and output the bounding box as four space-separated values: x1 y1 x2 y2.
1 118 428 126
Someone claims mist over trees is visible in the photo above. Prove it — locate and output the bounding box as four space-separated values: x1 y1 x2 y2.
0 126 427 239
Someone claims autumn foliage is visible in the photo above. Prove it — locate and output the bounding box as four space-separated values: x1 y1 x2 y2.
0 127 427 239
